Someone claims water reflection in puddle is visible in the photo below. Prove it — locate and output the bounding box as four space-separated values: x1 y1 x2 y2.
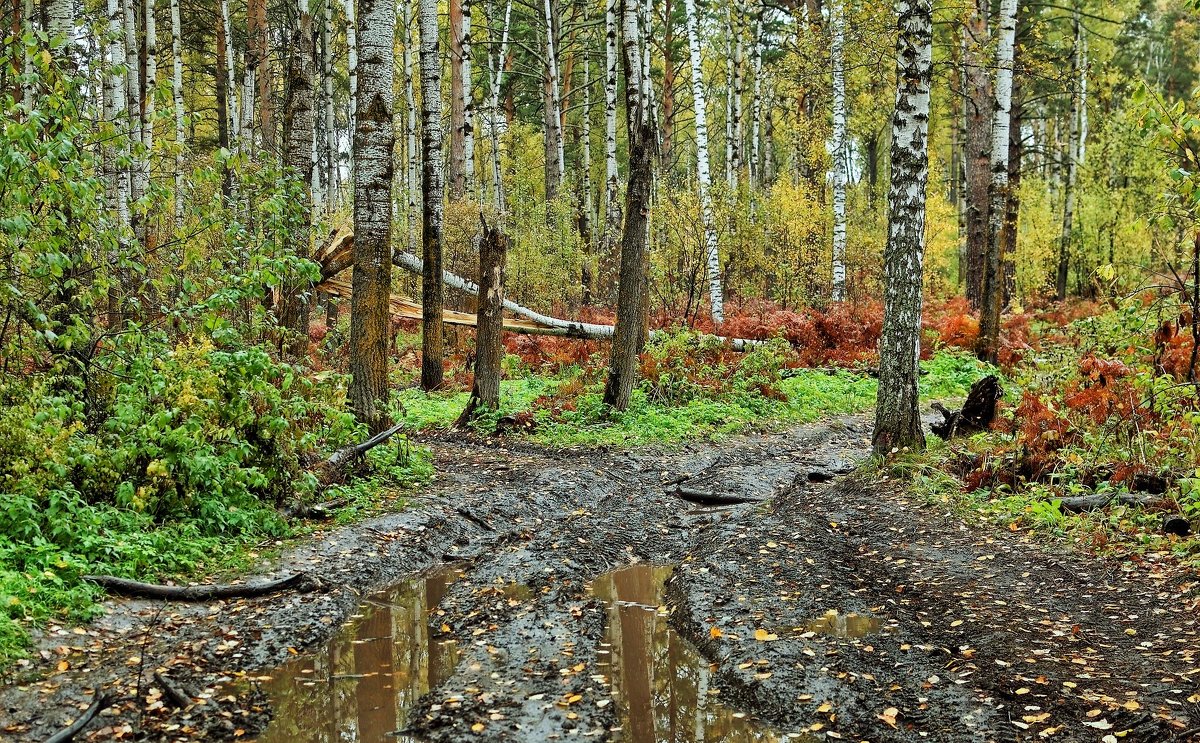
589 564 814 743
805 610 883 638
246 565 464 743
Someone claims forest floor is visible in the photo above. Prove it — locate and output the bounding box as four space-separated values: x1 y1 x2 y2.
2 416 1199 742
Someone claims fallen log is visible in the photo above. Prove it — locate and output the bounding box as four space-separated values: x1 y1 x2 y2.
84 573 310 601
315 230 763 350
44 692 113 743
285 496 350 520
671 486 764 506
308 421 406 489
931 375 1003 440
1055 494 1165 512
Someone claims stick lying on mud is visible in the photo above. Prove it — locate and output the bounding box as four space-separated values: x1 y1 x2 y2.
671 486 764 506
44 692 112 743
153 671 193 709
83 573 310 601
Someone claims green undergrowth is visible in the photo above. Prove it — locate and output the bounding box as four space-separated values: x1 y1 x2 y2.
397 344 991 448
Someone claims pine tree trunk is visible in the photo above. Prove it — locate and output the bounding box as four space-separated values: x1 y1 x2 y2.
170 0 185 230
829 0 848 302
603 0 657 411
281 9 316 356
961 0 991 308
418 0 446 391
683 0 725 324
458 221 508 422
249 0 273 151
976 0 1018 364
873 0 932 455
349 0 397 430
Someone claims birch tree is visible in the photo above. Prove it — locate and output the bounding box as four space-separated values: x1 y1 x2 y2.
106 0 132 322
976 0 1018 364
323 0 338 211
603 0 658 411
683 0 725 323
543 0 565 201
418 0 446 391
403 0 420 248
349 0 397 430
602 0 622 288
344 0 359 152
219 0 239 147
873 0 932 455
749 7 763 187
142 0 157 188
1056 11 1083 301
461 0 475 197
829 0 848 302
487 0 513 211
449 0 467 198
170 0 185 230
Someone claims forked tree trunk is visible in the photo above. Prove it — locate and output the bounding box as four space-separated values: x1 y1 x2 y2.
961 0 991 308
682 0 725 324
458 220 508 424
170 0 185 230
976 0 1018 364
349 0 397 431
829 0 848 302
281 10 316 355
873 0 932 455
418 0 446 390
603 0 657 411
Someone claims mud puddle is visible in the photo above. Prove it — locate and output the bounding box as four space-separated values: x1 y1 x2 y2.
243 565 466 743
590 564 814 743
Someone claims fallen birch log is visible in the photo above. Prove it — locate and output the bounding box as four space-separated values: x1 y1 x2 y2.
83 573 310 601
315 230 762 350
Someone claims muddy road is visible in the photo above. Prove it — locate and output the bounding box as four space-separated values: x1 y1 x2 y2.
3 417 1198 742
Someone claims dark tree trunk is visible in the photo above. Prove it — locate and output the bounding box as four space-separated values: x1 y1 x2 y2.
961 0 991 309
215 12 232 199
280 11 316 357
458 220 508 424
248 0 274 151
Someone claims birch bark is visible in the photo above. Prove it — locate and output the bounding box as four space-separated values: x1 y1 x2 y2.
542 0 565 201
976 0 1018 363
602 0 622 291
683 0 725 323
873 0 932 455
487 0 512 211
170 0 185 230
830 0 848 302
349 0 397 429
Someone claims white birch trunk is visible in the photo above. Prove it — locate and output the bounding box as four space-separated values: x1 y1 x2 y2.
1078 28 1088 165
603 0 621 253
143 0 157 186
403 0 420 248
582 56 593 235
749 9 763 187
344 0 359 147
123 0 143 208
873 0 932 453
829 0 848 302
543 0 565 195
220 0 239 147
683 0 725 323
324 0 338 212
170 0 185 230
461 0 476 196
977 0 1018 359
21 0 35 111
724 15 734 189
487 0 513 211
45 0 73 47
730 9 744 187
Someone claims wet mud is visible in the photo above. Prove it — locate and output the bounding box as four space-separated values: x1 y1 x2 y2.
2 417 1197 742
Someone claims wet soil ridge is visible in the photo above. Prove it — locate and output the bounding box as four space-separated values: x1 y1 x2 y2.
2 417 1197 742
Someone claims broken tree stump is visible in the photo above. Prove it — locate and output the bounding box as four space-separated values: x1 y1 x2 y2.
931 375 1003 440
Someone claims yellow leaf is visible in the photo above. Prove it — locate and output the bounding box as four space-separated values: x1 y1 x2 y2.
471 723 485 733
709 627 723 639
878 707 898 728
56 660 69 672
754 629 778 641
1015 687 1031 695
816 702 833 714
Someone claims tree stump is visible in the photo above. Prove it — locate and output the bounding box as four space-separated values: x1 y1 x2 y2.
931 375 1002 440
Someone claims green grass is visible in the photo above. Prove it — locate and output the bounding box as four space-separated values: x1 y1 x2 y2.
394 350 992 448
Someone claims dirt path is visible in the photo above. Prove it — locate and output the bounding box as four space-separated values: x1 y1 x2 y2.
2 418 1197 742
